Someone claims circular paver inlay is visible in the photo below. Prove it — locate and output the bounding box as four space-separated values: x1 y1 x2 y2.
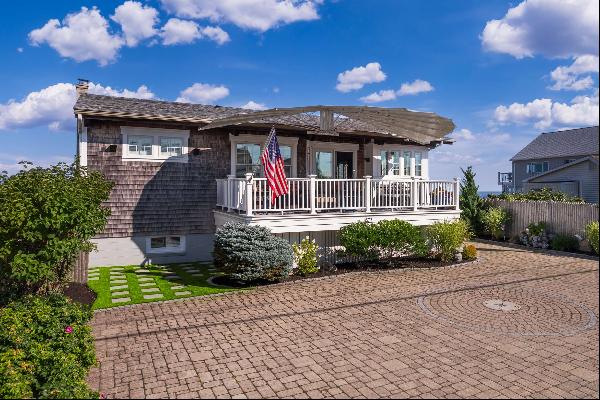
417 286 597 336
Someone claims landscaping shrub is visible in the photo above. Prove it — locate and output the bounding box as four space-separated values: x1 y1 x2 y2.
425 220 471 262
339 221 378 259
480 206 510 240
488 187 584 203
459 166 485 234
373 220 429 258
0 294 97 399
519 222 549 248
550 234 580 252
213 223 293 282
585 221 599 254
0 162 112 302
292 237 319 276
462 244 477 260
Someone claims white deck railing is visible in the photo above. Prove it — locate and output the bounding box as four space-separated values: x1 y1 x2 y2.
216 174 459 216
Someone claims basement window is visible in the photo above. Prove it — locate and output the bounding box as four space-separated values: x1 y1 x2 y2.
146 236 186 254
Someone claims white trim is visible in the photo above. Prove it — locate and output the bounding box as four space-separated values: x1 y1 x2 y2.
229 133 298 177
121 126 189 163
309 140 359 177
145 235 186 254
79 128 88 167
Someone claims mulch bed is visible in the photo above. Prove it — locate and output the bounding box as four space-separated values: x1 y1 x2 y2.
211 257 472 288
62 282 97 307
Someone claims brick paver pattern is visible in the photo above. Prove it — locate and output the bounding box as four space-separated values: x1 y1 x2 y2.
89 243 599 398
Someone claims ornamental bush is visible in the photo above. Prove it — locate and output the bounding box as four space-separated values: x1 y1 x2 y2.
425 220 471 262
0 294 97 399
373 220 429 258
292 237 319 276
487 187 584 203
480 206 510 240
462 244 478 260
213 223 293 282
0 162 112 302
339 221 378 259
585 221 599 254
550 234 580 252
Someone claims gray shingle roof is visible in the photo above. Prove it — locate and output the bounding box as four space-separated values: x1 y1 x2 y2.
510 126 599 161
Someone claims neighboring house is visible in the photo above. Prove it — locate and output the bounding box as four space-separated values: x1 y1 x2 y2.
498 126 599 203
73 80 460 267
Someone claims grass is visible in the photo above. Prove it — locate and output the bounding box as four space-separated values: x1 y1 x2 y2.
87 262 241 310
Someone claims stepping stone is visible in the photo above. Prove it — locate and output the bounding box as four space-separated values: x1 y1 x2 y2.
111 267 124 271
171 285 185 290
160 270 173 275
175 291 191 296
141 287 160 293
112 291 129 296
111 280 127 285
184 269 199 273
164 275 180 280
139 282 156 287
135 269 150 273
110 284 129 291
143 293 163 300
88 274 99 278
88 277 99 281
137 277 154 282
112 297 130 303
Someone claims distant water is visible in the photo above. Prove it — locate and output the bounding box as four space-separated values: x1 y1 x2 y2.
478 191 501 198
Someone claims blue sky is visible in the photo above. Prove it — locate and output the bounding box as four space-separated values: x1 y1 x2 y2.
1 0 598 190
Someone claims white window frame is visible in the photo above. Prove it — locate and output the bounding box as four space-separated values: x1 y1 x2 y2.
122 127 189 163
229 133 298 177
145 235 186 254
307 141 359 178
373 144 429 179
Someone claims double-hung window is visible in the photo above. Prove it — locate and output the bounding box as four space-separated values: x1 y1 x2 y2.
380 151 401 176
236 143 262 177
414 152 422 177
403 151 412 176
231 134 297 177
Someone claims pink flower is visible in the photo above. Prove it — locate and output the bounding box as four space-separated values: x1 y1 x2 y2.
64 326 73 334
100 392 107 399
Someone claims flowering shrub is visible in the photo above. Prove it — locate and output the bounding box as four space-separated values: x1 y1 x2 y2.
0 294 97 399
519 222 550 248
292 237 319 276
213 223 293 282
585 222 599 254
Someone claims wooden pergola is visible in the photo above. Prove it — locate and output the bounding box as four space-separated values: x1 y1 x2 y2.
200 106 455 145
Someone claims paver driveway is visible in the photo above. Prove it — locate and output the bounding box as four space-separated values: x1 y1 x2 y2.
89 242 599 399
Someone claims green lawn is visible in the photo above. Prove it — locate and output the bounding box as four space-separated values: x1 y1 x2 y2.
87 262 241 310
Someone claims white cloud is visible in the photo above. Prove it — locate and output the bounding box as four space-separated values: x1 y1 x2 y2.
160 18 230 45
452 128 475 141
160 18 201 45
241 100 267 110
397 79 434 96
28 7 124 65
336 62 386 93
201 26 230 45
111 1 159 47
481 0 599 59
549 54 599 91
359 90 396 104
0 82 156 131
494 91 599 129
176 83 230 103
17 47 23 53
160 0 320 32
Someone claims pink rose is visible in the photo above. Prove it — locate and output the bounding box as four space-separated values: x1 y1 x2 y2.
64 326 73 334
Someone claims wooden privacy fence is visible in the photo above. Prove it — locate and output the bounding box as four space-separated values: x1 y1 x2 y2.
486 199 599 238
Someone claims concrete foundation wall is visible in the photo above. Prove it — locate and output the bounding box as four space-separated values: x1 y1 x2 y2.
89 234 214 267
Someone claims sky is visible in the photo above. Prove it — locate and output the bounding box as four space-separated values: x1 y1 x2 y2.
0 0 598 190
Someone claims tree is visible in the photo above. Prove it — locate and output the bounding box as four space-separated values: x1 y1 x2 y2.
0 162 113 301
459 166 484 234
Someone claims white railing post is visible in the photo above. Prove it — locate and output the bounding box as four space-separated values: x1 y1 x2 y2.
226 175 234 212
364 176 371 213
412 177 418 211
309 174 317 214
454 177 460 210
245 173 253 216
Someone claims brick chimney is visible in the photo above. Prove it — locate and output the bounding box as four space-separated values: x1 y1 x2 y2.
75 78 89 98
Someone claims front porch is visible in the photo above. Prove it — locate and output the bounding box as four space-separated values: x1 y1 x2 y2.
215 175 461 232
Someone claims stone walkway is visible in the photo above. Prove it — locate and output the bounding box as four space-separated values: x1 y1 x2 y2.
89 242 599 398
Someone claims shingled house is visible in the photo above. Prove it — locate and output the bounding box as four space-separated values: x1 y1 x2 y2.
499 126 599 203
74 81 460 267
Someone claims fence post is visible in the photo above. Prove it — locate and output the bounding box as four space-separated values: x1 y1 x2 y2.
454 177 460 210
364 176 372 213
412 177 418 211
245 173 253 216
309 175 317 214
226 174 234 212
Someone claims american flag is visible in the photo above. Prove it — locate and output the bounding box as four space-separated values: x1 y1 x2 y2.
261 127 289 204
